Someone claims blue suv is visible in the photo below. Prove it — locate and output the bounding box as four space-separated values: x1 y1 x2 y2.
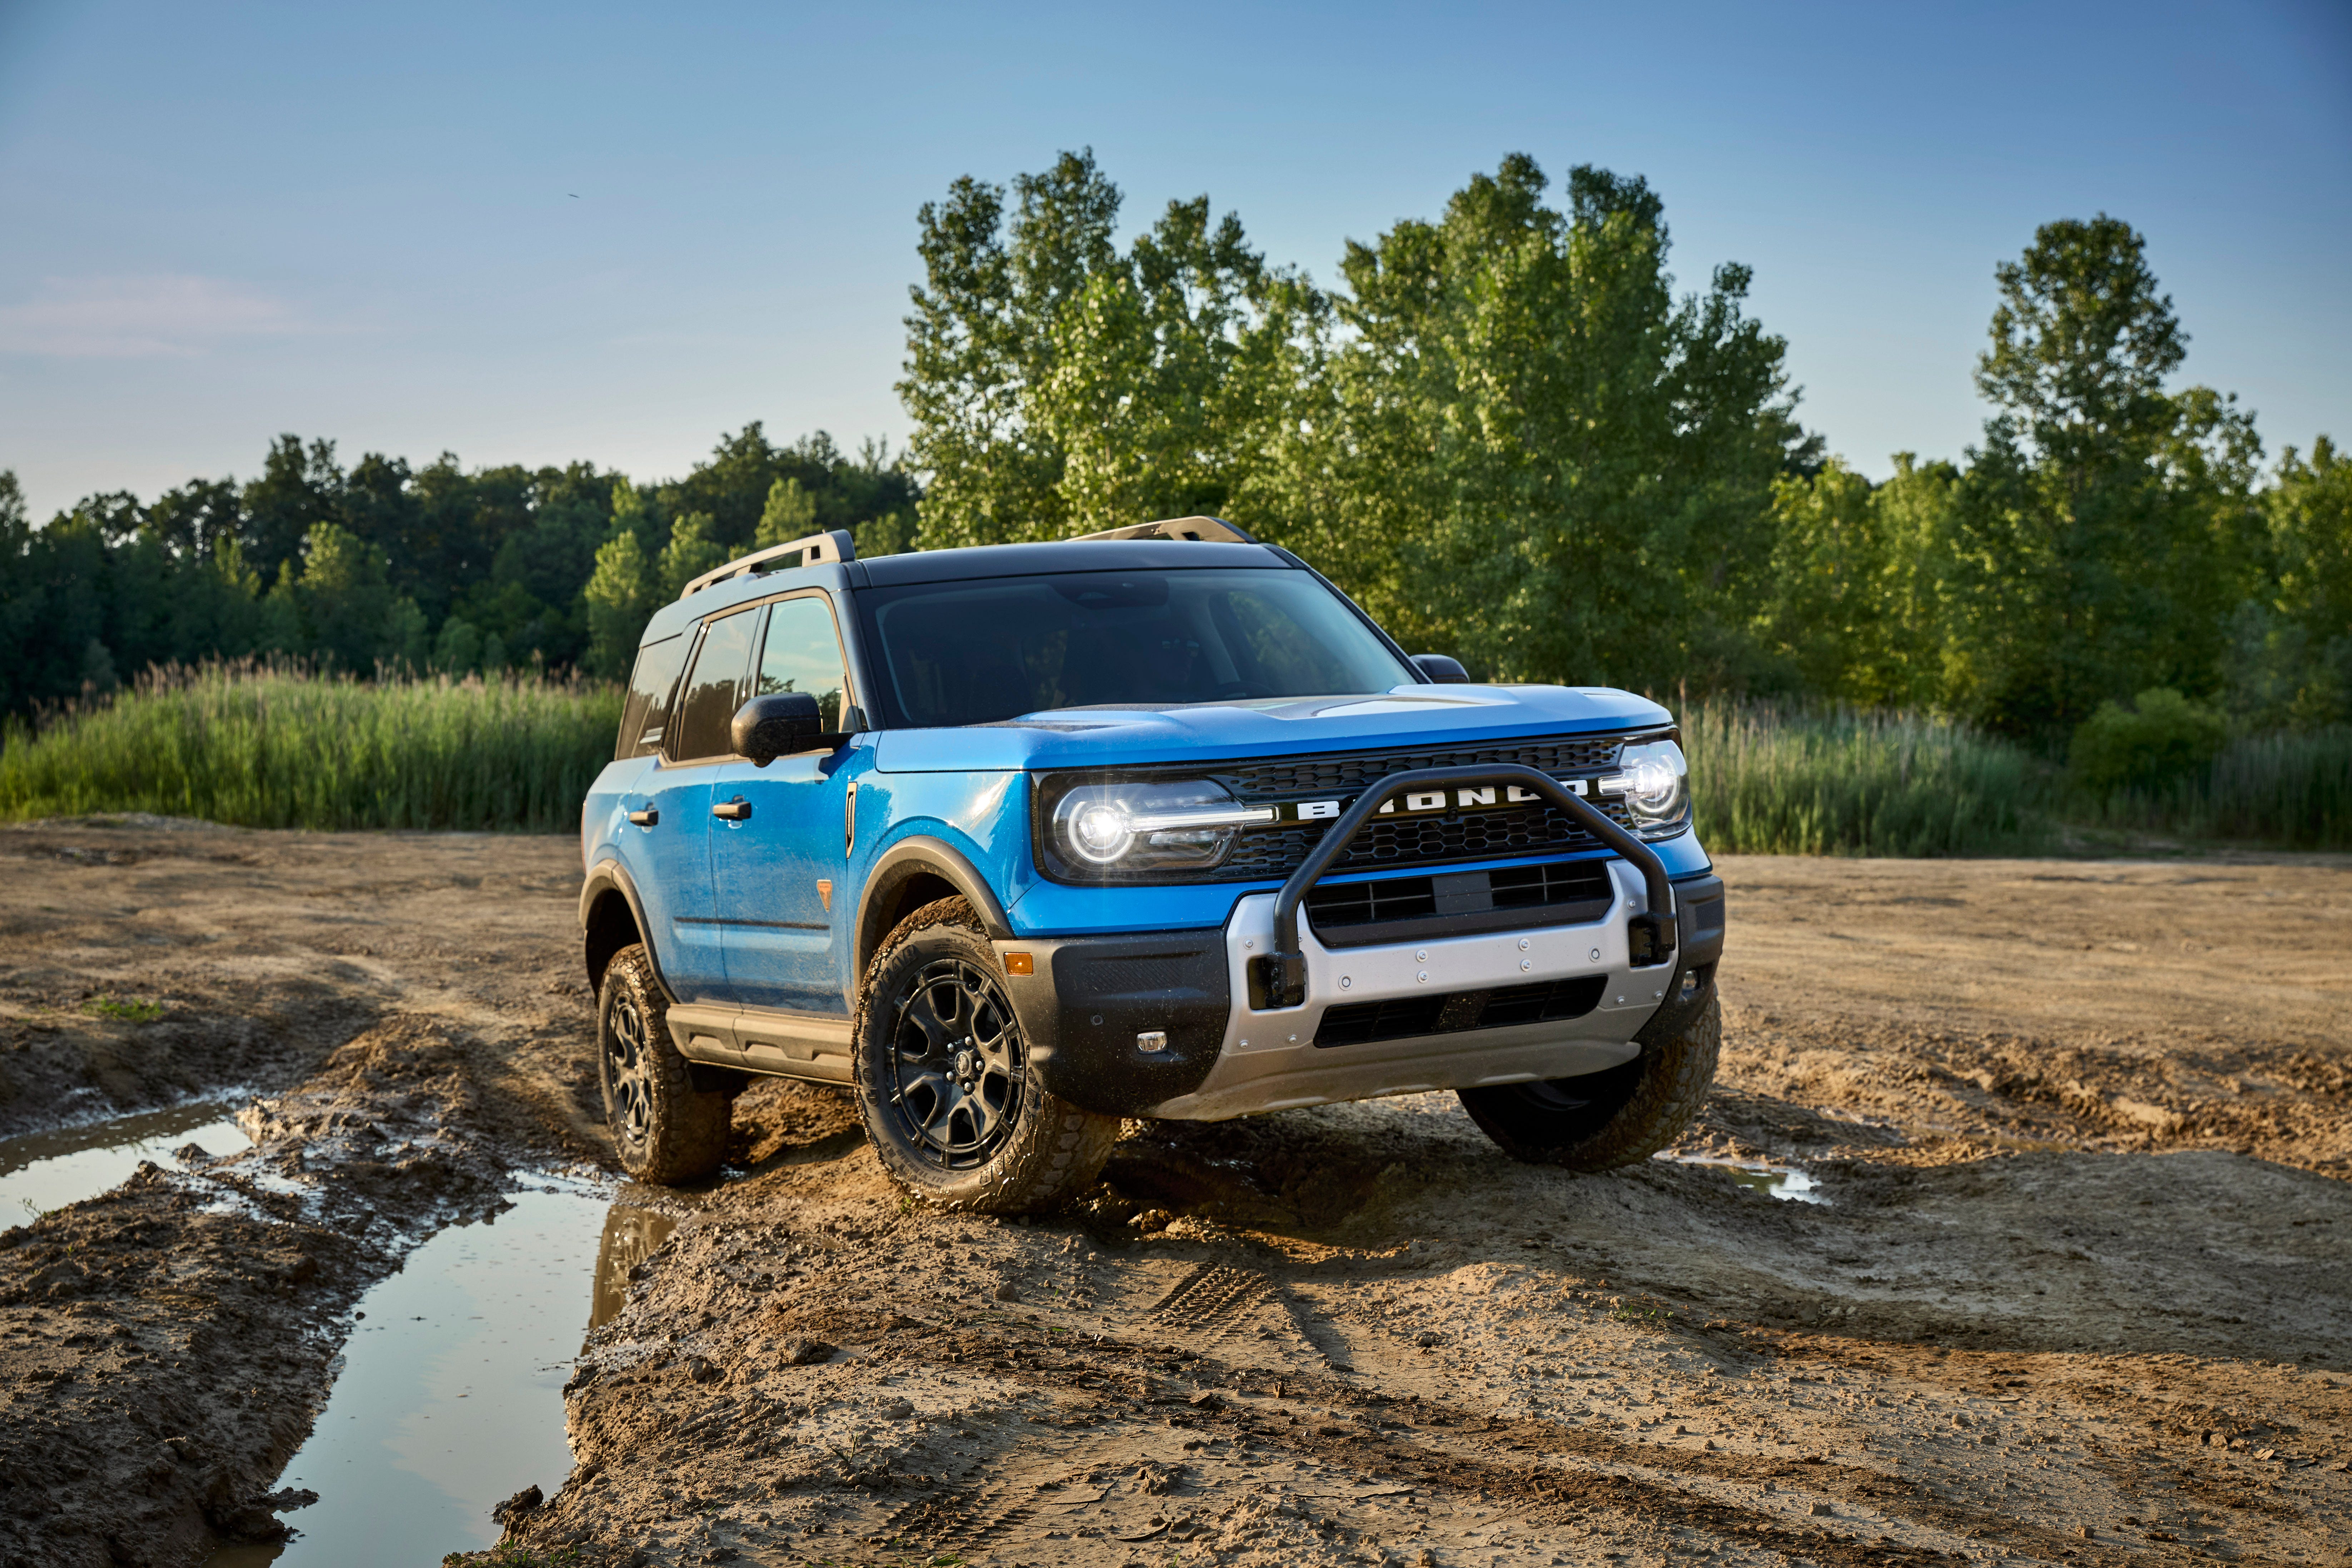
578 518 1726 1211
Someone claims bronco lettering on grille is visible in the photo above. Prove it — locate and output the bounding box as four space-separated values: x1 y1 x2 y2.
1263 776 1629 825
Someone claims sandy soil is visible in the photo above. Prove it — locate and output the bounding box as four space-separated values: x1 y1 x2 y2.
0 820 2343 1568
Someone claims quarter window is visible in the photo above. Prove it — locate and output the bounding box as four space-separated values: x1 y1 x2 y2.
755 596 851 730
614 635 687 761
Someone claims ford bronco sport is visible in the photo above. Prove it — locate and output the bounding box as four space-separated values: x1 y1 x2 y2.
578 518 1725 1211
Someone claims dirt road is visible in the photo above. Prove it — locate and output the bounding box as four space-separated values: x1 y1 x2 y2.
0 818 2344 1567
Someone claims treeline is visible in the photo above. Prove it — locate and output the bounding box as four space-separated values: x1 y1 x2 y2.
901 151 2350 755
0 427 916 716
5 149 2346 772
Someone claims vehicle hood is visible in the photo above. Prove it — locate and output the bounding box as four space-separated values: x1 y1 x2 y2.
872 685 1671 773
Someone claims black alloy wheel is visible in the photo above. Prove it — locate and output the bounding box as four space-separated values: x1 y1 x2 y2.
604 986 655 1151
884 956 1027 1169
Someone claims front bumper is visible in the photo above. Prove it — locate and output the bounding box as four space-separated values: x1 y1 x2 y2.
998 866 1725 1121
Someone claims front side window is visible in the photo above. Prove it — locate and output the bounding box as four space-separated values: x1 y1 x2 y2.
669 609 759 761
615 634 687 760
755 596 850 730
856 568 1414 728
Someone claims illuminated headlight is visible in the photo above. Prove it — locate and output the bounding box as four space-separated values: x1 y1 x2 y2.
1050 780 1275 872
1617 739 1689 838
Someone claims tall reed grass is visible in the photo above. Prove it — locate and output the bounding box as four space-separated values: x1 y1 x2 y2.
0 663 620 832
1680 701 2057 856
2071 726 2352 850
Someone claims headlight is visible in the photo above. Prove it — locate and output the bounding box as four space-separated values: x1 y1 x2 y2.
1615 739 1689 838
1048 779 1274 873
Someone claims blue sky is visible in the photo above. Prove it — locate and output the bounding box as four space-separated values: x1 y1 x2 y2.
2 0 2346 518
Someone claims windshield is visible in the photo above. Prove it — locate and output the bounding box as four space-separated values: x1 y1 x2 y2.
855 567 1417 728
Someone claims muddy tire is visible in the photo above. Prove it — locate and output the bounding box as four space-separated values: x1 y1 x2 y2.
1457 978 1721 1172
853 898 1118 1214
597 943 730 1185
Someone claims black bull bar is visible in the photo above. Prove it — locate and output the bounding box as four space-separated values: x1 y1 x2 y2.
1247 763 1677 1010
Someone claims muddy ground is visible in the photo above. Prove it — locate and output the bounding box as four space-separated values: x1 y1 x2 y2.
0 818 2345 1568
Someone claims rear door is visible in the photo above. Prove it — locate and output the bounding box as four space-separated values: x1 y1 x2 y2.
708 592 860 1014
636 606 760 1001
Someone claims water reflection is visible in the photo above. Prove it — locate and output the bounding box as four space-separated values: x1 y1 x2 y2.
201 1183 653 1566
0 1101 252 1220
588 1203 676 1334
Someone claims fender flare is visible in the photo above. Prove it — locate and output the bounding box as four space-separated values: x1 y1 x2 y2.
578 858 676 1002
854 834 1015 975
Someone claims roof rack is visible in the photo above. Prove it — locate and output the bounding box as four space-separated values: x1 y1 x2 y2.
679 529 856 600
1068 515 1259 545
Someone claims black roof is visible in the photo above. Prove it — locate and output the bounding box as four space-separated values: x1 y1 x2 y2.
849 538 1287 588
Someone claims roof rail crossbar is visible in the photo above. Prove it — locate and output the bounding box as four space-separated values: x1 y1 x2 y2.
679 529 857 600
1068 515 1259 545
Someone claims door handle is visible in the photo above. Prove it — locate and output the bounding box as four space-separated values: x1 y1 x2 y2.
712 797 752 822
627 808 658 827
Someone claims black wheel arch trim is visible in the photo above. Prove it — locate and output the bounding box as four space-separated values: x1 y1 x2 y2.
579 859 676 1003
854 835 1016 975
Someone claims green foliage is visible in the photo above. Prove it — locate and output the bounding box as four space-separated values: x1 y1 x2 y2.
2068 687 2228 795
0 426 916 722
1683 701 2055 856
900 148 1324 547
83 995 165 1023
0 664 619 832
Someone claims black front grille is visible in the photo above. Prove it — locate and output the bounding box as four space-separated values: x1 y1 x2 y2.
1305 858 1615 937
1033 730 1649 885
1222 735 1623 800
1220 795 1638 882
1315 974 1608 1048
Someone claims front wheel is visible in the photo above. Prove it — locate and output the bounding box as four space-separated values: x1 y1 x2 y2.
853 897 1118 1213
597 943 731 1184
1457 978 1721 1171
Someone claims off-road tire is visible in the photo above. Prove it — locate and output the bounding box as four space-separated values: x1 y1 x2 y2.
853 897 1119 1214
597 943 731 1184
1457 976 1721 1172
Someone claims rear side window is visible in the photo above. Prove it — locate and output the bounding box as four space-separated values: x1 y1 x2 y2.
754 596 850 730
615 635 687 760
669 609 759 761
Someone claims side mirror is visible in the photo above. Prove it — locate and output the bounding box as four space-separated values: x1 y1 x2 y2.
731 693 824 766
1412 653 1471 685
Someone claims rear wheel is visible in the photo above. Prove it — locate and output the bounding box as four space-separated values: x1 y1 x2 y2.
597 943 731 1184
853 898 1118 1213
1458 976 1720 1172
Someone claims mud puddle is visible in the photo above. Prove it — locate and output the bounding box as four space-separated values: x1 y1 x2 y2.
203 1182 660 1566
0 1098 254 1220
1659 1152 1826 1203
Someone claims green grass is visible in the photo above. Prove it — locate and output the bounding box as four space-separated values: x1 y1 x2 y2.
0 663 620 833
1681 701 2057 856
2071 726 2352 850
1680 700 2349 854
83 995 166 1022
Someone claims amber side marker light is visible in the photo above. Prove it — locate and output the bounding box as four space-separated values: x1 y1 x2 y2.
1004 952 1034 976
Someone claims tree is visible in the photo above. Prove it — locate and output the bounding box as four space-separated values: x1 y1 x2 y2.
1275 156 1803 692
2230 437 2352 726
900 150 1319 547
271 522 426 672
755 477 817 548
241 436 346 586
585 481 658 680
1939 216 2261 736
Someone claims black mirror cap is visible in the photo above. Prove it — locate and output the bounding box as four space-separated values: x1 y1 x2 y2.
1412 653 1471 685
731 692 824 766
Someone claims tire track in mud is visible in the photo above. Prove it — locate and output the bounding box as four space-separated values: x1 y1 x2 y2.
763 1290 2102 1567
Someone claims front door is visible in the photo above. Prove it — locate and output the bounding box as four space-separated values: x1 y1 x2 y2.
711 592 858 1014
639 606 760 1001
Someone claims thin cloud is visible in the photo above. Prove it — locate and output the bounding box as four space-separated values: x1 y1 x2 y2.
0 274 303 358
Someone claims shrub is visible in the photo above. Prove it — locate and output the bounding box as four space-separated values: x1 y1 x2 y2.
2068 688 2228 796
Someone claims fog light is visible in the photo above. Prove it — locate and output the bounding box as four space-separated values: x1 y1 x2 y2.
1137 1031 1168 1053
